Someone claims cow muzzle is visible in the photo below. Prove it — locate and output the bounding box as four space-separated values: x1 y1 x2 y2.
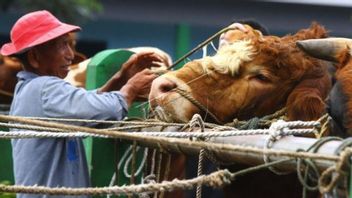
148 76 197 122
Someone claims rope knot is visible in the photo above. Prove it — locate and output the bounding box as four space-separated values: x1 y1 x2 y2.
319 147 352 194
143 174 157 184
268 120 288 141
189 114 205 140
206 170 232 188
263 120 292 175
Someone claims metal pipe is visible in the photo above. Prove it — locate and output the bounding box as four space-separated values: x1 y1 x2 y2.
136 127 341 171
211 135 340 171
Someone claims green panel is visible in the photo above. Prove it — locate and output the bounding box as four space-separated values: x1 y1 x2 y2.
350 165 352 198
86 49 134 89
90 139 145 187
0 127 14 184
85 49 134 176
175 23 191 70
84 49 145 193
0 140 14 183
83 137 93 174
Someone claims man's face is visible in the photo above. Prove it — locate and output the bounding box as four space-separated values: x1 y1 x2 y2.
33 34 74 78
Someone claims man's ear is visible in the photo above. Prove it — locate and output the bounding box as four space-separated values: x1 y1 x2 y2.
27 49 40 69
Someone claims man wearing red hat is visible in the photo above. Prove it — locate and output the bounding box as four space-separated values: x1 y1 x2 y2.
1 10 162 197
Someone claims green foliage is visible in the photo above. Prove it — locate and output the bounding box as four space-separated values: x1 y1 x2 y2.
0 181 15 198
0 0 103 25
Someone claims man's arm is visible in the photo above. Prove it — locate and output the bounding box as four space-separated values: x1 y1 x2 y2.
41 78 129 122
98 52 163 92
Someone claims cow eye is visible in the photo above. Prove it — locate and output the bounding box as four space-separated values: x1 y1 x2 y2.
254 74 270 82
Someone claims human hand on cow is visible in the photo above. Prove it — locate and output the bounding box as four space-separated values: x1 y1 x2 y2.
120 68 158 106
119 52 164 80
219 23 263 49
98 52 163 93
219 23 248 48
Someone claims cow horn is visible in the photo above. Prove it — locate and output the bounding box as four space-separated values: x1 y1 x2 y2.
296 38 352 63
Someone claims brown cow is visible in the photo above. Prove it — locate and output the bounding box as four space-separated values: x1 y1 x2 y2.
297 38 352 138
149 23 331 198
150 23 331 123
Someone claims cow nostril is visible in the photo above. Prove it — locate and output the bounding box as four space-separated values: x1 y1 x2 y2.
159 81 176 93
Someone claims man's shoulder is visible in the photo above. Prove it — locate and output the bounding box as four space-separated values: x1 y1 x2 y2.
30 76 67 87
33 75 61 82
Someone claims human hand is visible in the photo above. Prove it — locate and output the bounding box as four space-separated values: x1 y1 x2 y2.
120 52 164 81
219 23 250 48
98 53 163 93
227 23 248 32
120 69 157 106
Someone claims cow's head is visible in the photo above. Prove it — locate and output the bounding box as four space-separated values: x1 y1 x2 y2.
297 38 352 136
149 23 331 123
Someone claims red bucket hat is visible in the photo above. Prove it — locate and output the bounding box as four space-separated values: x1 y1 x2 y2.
0 10 81 56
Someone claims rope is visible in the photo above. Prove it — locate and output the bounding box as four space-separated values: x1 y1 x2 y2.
0 131 108 138
108 145 149 191
315 114 331 138
0 109 288 132
331 138 352 197
1 114 351 196
0 115 340 163
317 139 352 196
0 169 232 196
0 134 339 162
139 149 157 198
159 153 172 198
295 137 342 198
228 107 287 129
319 148 352 194
263 120 293 175
0 124 317 140
154 150 163 198
0 158 296 196
175 88 223 124
262 120 319 175
130 141 137 185
0 122 68 132
169 26 237 70
190 115 206 198
4 115 188 127
123 147 149 179
1 115 224 131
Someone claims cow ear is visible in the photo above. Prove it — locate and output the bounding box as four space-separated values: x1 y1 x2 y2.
296 38 352 65
286 74 331 121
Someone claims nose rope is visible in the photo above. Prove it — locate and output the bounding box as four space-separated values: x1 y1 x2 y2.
168 26 236 70
174 87 224 124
